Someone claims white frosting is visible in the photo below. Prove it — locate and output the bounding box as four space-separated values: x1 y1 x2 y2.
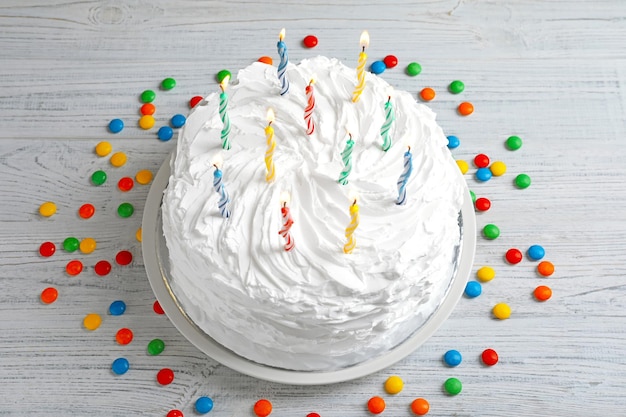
162 56 465 371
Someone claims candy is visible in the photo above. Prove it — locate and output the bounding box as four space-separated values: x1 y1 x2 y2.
94 260 112 276
66 260 83 276
367 396 386 414
458 101 474 116
109 300 126 316
166 410 183 417
492 302 511 320
216 70 231 83
39 202 57 217
490 161 507 176
444 377 462 395
116 250 133 266
443 349 462 367
118 177 134 192
116 328 134 345
158 126 174 141
483 224 500 239
136 228 142 242
190 95 203 108
83 313 102 330
475 167 492 182
195 397 214 414
40 287 58 304
384 375 404 394
253 399 272 417
406 62 422 76
117 203 134 218
171 114 186 128
505 248 523 264
464 281 482 298
39 241 56 257
534 285 552 301
147 338 165 355
78 203 95 219
108 118 124 133
306 414 321 417
481 348 499 366
476 266 495 282
258 56 273 65
95 141 112 157
140 103 156 116
475 197 491 212
470 190 476 203
447 135 460 149
303 35 318 48
383 55 398 68
456 160 469 174
505 135 523 150
138 115 155 130
153 300 165 315
135 169 153 185
111 357 130 375
140 89 156 103
63 237 80 252
79 237 97 254
419 87 435 101
410 398 430 415
527 244 545 261
91 170 107 186
474 153 489 168
370 60 386 74
110 151 127 167
161 77 176 90
537 261 554 277
515 173 531 189
448 80 465 94
156 368 174 385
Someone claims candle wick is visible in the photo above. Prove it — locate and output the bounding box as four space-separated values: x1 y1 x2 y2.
362 46 365 52
283 202 287 208
387 96 391 103
408 146 411 152
353 199 357 206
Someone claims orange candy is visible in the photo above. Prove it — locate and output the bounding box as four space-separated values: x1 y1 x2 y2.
66 260 83 276
534 285 552 301
258 56 273 65
458 101 474 116
537 261 555 277
116 327 134 345
367 396 386 414
140 103 156 116
419 87 436 101
41 287 58 304
411 398 430 415
253 399 272 417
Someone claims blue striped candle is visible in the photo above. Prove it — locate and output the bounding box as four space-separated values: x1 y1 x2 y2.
396 147 413 205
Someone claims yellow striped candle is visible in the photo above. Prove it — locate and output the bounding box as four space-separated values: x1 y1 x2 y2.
351 31 369 103
264 108 276 182
343 193 360 254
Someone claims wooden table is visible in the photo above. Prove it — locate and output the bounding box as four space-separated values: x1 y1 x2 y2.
2 1 625 415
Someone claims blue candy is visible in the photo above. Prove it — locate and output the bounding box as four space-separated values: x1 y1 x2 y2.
158 126 174 141
475 167 492 182
111 357 129 375
109 300 126 316
447 135 460 149
370 60 386 74
444 349 462 367
171 114 186 128
527 244 545 261
464 281 482 298
108 118 124 134
195 396 214 414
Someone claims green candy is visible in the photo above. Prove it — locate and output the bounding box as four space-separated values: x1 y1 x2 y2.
406 62 422 76
140 89 156 103
444 377 462 395
470 190 476 203
91 170 107 186
63 237 79 252
515 173 531 189
161 77 176 90
216 69 232 83
117 202 134 218
449 80 465 94
147 338 165 355
506 135 523 150
483 224 500 240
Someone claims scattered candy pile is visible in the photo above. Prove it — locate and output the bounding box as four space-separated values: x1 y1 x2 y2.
34 31 555 416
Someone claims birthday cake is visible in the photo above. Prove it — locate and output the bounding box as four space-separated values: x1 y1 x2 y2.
161 55 466 371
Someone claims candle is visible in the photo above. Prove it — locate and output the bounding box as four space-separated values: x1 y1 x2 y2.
396 146 413 205
219 75 231 150
338 133 355 185
304 78 316 135
351 31 370 103
277 28 290 96
278 192 295 252
212 155 231 218
380 95 395 151
343 193 360 254
265 108 276 182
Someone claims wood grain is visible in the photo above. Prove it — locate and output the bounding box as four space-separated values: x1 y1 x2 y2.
1 0 626 415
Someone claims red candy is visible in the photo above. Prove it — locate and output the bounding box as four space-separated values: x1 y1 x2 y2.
481 348 499 366
153 300 165 315
307 414 321 417
167 410 183 417
383 55 398 68
189 95 203 108
94 260 112 276
303 35 318 48
474 153 490 168
79 203 95 219
156 368 174 385
39 241 56 257
116 327 134 345
41 287 59 304
66 260 83 276
475 197 491 212
116 250 133 266
505 248 523 264
140 103 156 116
118 177 134 192
253 399 273 417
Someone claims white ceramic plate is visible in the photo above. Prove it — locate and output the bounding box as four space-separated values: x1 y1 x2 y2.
142 153 476 385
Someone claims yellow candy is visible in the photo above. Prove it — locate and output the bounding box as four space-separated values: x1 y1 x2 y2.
95 141 112 157
476 266 496 282
384 375 404 394
139 115 155 130
135 169 153 185
490 161 507 176
79 237 97 254
456 159 469 174
83 313 102 330
492 302 511 320
136 227 142 242
110 152 127 167
39 201 57 217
